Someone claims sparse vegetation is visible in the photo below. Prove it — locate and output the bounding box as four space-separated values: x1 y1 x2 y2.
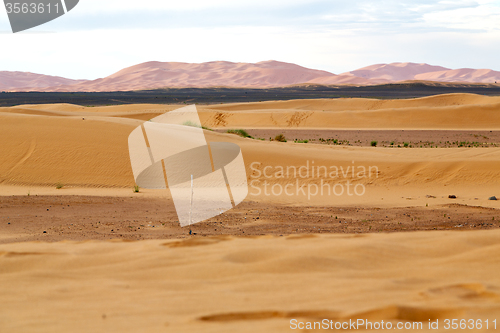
56 183 64 189
181 120 212 131
182 120 201 128
133 185 140 193
227 129 252 138
294 139 309 143
404 142 409 148
370 140 378 147
274 134 287 142
318 138 341 145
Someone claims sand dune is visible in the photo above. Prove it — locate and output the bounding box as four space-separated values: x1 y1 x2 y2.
199 93 500 129
1 231 499 332
2 96 500 332
415 68 500 83
305 74 387 85
342 62 500 84
340 62 451 81
206 93 500 112
5 61 500 92
2 94 500 194
39 61 338 92
0 71 86 91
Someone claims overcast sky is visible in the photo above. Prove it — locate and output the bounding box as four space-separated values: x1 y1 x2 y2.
0 0 499 79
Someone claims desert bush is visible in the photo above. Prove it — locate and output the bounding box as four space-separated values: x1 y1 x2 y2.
370 140 378 147
227 129 252 138
182 120 201 128
274 134 287 142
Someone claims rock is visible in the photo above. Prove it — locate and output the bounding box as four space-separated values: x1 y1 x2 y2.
489 196 497 201
448 195 457 199
43 231 47 233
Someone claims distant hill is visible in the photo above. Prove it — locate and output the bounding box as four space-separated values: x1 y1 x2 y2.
0 71 87 91
37 61 339 92
2 61 499 92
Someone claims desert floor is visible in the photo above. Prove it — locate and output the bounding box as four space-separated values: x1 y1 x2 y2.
1 94 500 332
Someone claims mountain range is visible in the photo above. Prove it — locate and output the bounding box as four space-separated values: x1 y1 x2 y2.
1 61 499 92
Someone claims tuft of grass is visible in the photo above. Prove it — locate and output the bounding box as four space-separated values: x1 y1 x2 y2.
370 140 378 147
56 183 64 189
227 129 252 138
274 134 287 142
403 142 409 148
295 139 309 143
133 185 140 193
183 120 213 130
182 120 201 128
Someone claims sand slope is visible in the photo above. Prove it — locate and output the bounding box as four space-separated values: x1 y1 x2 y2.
341 62 451 81
0 231 499 332
1 97 500 332
0 71 86 91
305 74 388 85
341 62 500 84
39 61 338 92
416 68 500 83
6 61 500 92
2 94 500 192
200 93 500 129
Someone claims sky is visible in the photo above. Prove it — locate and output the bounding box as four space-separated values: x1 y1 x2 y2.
0 0 499 79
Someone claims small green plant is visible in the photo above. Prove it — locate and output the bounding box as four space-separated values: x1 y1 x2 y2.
182 120 201 128
274 134 287 142
404 142 409 148
56 183 64 189
227 129 252 138
370 140 378 147
295 139 309 143
133 185 140 193
390 141 394 146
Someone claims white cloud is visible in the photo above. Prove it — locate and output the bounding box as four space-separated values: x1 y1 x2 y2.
74 0 318 13
0 0 499 78
421 1 500 31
